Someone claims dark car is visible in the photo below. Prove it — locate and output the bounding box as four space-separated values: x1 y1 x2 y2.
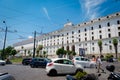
30 58 51 68
22 58 32 65
0 73 15 80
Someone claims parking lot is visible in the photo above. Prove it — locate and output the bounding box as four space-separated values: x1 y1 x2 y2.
0 61 120 80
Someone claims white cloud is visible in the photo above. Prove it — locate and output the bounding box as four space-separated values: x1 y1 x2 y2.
28 36 33 39
43 7 51 20
80 0 106 20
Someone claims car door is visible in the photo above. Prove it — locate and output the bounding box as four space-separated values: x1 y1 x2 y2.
84 58 90 67
62 59 76 74
54 60 64 74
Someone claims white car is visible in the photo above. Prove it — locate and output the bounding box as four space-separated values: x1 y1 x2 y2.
0 60 6 66
46 58 84 76
72 56 96 68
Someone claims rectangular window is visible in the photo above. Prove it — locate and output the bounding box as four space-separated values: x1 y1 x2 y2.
99 30 102 33
118 27 120 30
119 32 120 36
67 33 69 35
107 22 110 27
108 34 111 38
92 47 94 51
108 29 111 32
100 35 102 39
117 20 120 24
79 38 81 42
109 45 112 50
72 31 74 34
92 36 94 40
92 32 94 35
91 27 93 30
78 30 80 33
85 37 87 41
99 25 101 28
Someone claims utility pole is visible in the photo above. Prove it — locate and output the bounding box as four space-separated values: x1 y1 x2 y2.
2 21 7 60
33 31 36 58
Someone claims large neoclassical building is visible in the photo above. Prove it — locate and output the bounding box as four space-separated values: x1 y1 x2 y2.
13 12 120 57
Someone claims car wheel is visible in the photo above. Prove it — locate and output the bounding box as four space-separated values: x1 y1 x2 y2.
48 69 57 76
75 69 83 74
30 65 34 68
2 64 5 66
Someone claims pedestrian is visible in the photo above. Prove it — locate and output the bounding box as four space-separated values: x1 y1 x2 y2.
96 56 104 73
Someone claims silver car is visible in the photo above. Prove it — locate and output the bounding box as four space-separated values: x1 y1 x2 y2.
0 60 6 66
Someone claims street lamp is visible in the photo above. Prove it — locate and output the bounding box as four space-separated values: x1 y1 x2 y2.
2 21 7 60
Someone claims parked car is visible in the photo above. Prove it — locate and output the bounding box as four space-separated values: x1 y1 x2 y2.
0 59 6 66
0 73 15 80
46 58 84 76
22 58 32 65
107 58 118 62
30 58 51 68
72 56 96 68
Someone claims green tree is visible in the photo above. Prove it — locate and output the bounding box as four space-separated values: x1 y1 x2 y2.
43 51 46 57
56 48 65 58
112 38 118 59
10 49 17 56
37 45 43 57
5 46 14 57
27 50 31 57
21 46 24 56
24 49 27 57
98 40 102 56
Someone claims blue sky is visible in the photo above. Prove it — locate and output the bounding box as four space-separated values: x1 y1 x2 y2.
0 0 120 49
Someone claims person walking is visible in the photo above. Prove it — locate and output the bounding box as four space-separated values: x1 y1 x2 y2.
96 56 104 73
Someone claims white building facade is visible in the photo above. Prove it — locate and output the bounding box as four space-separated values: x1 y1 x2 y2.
13 12 120 57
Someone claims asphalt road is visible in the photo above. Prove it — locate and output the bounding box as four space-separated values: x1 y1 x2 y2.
0 61 120 80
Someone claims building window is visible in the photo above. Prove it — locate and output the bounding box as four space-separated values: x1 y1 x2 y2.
100 35 102 39
99 25 101 28
109 40 111 43
108 29 111 32
67 33 68 35
91 27 93 30
72 36 74 38
85 33 87 36
92 43 94 45
118 27 120 30
79 35 80 37
107 22 110 27
119 32 120 36
109 45 112 50
92 47 94 51
117 20 120 24
92 36 94 40
79 38 81 42
85 37 87 41
84 28 87 32
108 33 111 38
67 40 69 44
78 30 80 33
72 31 74 34
92 32 94 35
72 40 74 43
99 30 102 33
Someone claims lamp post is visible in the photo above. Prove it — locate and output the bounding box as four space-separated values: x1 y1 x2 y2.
33 31 36 58
1 21 7 60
